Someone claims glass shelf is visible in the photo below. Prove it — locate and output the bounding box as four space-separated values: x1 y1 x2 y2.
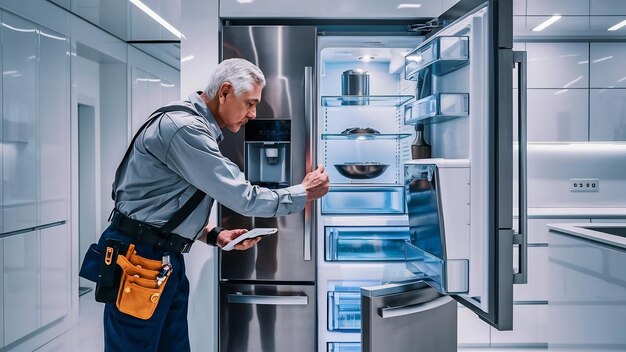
404 93 469 125
321 95 414 107
326 226 410 261
405 36 469 80
321 133 412 140
327 342 361 352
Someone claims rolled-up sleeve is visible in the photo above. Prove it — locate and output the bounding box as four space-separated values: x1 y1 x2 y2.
163 124 307 217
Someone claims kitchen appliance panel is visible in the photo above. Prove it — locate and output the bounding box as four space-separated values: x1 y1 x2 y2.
219 283 316 352
220 26 316 282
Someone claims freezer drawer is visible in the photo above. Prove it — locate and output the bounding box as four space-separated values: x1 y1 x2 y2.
361 281 457 352
325 226 410 261
219 283 316 352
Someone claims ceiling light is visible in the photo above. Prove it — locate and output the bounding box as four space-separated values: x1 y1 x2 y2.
608 19 626 31
181 55 195 63
358 56 375 62
237 0 254 3
128 0 182 39
397 3 422 9
592 56 613 63
532 15 562 32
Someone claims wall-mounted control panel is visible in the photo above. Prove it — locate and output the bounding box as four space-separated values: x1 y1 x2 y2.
569 178 600 192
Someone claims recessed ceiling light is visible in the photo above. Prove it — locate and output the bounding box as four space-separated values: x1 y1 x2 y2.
608 19 626 31
358 56 375 62
237 0 254 3
532 15 562 32
397 3 422 9
592 56 613 63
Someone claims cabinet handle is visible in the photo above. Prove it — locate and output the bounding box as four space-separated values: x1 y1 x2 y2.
304 66 314 261
513 50 528 285
228 293 308 305
379 295 453 319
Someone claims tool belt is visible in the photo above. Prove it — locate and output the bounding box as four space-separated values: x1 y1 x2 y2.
110 210 193 254
96 239 172 320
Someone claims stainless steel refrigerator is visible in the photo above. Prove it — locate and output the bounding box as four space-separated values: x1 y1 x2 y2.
218 26 318 352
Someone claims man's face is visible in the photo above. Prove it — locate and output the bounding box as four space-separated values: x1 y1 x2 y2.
217 82 262 133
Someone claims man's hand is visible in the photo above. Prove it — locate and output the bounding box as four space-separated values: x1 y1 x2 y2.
217 229 261 251
302 164 330 202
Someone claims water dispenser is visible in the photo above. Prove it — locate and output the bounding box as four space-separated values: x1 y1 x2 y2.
245 120 291 189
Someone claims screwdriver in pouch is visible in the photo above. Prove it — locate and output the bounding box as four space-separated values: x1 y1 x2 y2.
156 254 171 286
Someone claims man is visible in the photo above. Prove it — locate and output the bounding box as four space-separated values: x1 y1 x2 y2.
97 58 329 351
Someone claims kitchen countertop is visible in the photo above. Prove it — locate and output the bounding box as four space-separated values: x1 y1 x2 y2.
547 223 626 249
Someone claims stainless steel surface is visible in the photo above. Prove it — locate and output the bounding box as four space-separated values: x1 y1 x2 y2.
220 26 316 281
513 50 528 285
304 66 313 262
220 283 316 352
340 127 380 134
361 282 457 352
341 68 370 96
334 162 389 179
228 293 308 305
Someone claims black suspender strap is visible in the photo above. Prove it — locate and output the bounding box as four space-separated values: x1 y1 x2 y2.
111 104 206 237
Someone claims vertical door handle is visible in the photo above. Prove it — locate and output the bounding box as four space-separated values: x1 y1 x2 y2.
513 51 528 284
303 66 314 261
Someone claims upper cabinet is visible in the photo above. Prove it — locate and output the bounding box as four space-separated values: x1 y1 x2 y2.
220 0 448 19
2 12 38 233
39 27 70 225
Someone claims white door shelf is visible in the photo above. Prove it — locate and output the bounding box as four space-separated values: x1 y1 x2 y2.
404 36 469 79
321 95 414 107
403 93 469 125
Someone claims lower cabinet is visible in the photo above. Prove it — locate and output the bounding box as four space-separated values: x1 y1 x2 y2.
2 224 70 348
490 304 548 347
3 230 38 345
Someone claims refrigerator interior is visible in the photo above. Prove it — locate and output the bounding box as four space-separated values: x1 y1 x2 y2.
316 36 420 350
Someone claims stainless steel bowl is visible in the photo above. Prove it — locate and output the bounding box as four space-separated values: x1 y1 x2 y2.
334 162 389 179
341 127 380 135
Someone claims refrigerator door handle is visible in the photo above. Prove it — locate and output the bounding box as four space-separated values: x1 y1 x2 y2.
303 66 314 261
512 50 528 285
378 295 453 319
228 293 309 305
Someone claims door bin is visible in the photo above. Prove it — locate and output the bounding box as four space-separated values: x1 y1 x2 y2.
361 281 457 352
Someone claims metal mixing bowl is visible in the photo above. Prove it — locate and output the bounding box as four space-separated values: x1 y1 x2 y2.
334 162 389 179
341 127 380 135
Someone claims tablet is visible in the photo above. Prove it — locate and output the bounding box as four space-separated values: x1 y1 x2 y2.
221 228 278 251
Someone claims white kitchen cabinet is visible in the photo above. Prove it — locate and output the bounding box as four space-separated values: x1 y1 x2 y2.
39 26 70 225
590 43 626 88
490 304 548 346
514 246 549 301
128 46 179 134
0 239 3 348
40 224 69 326
219 0 446 19
2 12 38 233
527 0 590 15
526 89 588 142
589 88 626 141
3 230 38 345
513 0 525 15
526 43 589 89
457 305 490 346
591 0 626 15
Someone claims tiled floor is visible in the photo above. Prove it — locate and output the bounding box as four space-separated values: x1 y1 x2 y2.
33 294 550 352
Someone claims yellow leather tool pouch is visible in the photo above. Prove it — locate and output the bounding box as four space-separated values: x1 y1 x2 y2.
115 248 170 320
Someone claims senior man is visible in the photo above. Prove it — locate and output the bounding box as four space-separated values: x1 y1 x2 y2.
96 58 329 351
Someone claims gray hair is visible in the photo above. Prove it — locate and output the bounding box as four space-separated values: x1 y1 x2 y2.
204 58 266 98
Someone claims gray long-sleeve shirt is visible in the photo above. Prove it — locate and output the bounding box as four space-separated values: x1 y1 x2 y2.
113 92 307 240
